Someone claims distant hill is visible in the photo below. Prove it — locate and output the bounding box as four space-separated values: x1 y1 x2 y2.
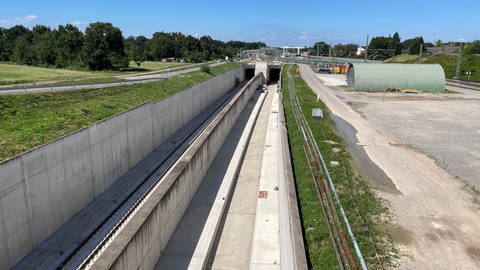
385 54 480 82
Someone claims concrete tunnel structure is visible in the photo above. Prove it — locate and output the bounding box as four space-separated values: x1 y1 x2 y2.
245 62 282 83
0 63 307 270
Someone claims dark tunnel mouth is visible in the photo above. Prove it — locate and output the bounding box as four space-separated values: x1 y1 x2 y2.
245 68 255 80
268 68 281 84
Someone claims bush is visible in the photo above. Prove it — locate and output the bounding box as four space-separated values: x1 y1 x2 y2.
200 64 210 73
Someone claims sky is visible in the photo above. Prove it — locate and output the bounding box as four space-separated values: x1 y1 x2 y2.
0 0 479 47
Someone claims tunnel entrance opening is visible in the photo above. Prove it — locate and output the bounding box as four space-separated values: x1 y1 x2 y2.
245 68 255 81
268 69 281 84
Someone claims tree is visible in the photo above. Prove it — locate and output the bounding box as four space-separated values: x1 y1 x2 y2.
404 37 425 55
82 22 127 70
392 32 402 55
465 40 480 54
55 24 83 67
125 35 148 66
309 42 330 56
0 23 266 68
151 32 174 60
435 39 443 47
333 43 358 58
199 35 217 60
0 28 4 60
13 34 34 64
1 25 29 61
31 25 56 66
368 36 394 59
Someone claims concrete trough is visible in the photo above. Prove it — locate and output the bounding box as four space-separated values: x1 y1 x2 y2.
0 67 244 269
87 74 265 270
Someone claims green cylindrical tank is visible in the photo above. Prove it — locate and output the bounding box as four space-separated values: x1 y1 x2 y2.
346 63 446 92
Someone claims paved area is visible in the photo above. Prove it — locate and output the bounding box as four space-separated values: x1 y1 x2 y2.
315 73 347 86
300 64 480 269
324 77 480 189
207 86 274 270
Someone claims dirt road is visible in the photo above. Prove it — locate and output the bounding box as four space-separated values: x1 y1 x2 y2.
299 64 480 269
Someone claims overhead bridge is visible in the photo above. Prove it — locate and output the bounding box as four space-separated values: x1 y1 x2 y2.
1 64 306 270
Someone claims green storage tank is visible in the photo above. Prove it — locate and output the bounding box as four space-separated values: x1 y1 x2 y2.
346 63 446 92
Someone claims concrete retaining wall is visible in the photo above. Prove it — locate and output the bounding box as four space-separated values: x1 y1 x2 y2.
89 74 264 270
0 67 244 269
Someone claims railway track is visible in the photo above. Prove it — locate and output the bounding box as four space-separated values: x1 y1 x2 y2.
18 82 247 270
285 65 367 270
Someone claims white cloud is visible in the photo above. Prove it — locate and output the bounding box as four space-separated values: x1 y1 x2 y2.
0 14 38 26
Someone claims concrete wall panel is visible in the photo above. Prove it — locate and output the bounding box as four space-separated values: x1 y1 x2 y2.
0 158 22 193
0 67 244 269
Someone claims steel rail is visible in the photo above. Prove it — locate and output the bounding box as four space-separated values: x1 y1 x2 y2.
294 73 367 270
286 65 368 270
286 66 350 269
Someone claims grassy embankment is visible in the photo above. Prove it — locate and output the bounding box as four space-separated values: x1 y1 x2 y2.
0 62 240 162
385 54 480 82
282 64 396 269
0 61 189 86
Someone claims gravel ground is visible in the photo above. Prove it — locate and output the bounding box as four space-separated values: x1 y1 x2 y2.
335 85 480 189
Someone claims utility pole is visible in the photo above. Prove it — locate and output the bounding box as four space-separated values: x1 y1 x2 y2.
455 43 463 79
328 43 332 69
364 35 369 63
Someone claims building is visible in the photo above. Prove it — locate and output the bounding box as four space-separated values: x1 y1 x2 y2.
427 45 460 55
347 63 446 92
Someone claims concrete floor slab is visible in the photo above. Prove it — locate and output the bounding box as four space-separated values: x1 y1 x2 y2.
250 87 282 269
207 86 274 270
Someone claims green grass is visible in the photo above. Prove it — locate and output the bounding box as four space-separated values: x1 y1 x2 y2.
0 63 118 86
0 62 240 162
386 54 480 82
0 61 194 86
282 65 396 269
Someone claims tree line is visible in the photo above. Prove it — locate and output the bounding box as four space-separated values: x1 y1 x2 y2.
308 33 480 60
0 22 266 70
308 33 427 60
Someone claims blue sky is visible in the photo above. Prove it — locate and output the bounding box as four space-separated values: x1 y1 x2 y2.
1 0 479 46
